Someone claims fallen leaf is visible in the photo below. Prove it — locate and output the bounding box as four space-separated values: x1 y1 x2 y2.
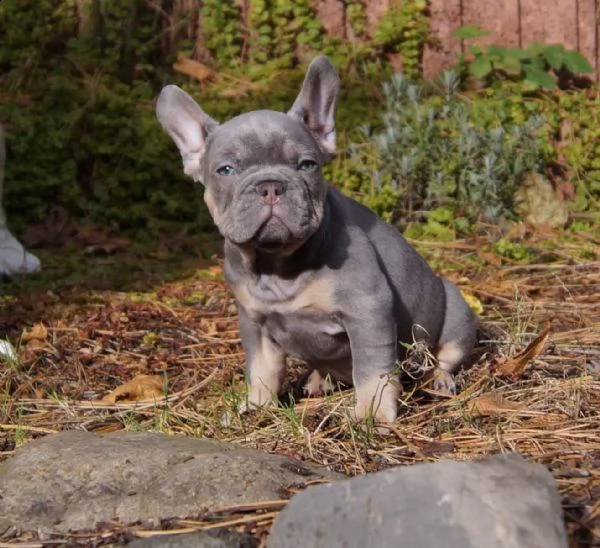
22 323 48 343
477 250 502 267
76 226 132 254
101 374 166 403
91 423 124 433
21 339 47 351
76 225 110 245
415 440 456 456
490 322 551 380
173 53 214 82
468 393 525 416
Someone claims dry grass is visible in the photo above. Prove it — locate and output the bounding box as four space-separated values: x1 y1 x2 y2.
0 230 599 546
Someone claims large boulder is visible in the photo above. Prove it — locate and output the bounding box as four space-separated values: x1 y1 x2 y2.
0 430 341 533
267 452 568 548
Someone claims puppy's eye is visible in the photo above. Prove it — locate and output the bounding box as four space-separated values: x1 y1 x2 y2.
297 159 317 172
217 165 236 176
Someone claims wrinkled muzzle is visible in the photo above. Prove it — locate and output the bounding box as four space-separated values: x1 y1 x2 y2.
216 170 324 252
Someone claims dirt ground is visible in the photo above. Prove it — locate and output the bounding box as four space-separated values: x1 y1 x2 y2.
0 226 598 546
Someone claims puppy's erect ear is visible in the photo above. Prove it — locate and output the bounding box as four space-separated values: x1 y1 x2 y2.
288 56 340 155
156 85 218 183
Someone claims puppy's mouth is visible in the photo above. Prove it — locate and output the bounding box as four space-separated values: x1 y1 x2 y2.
252 215 294 253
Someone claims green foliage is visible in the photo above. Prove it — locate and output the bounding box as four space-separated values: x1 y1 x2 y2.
373 0 429 80
477 84 600 212
346 1 368 39
492 238 531 262
545 91 600 209
0 0 419 237
346 71 551 224
201 0 243 69
245 0 328 72
248 0 276 65
1 1 597 240
453 26 593 90
0 0 205 237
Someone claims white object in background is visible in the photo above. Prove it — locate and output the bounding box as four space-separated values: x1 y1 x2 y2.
0 124 41 277
0 339 18 363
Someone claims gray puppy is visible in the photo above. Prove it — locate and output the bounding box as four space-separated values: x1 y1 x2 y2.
156 56 477 424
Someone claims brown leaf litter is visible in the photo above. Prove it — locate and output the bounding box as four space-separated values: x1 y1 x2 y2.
0 237 598 546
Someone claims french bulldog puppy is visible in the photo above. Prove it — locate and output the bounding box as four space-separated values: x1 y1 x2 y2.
156 56 478 424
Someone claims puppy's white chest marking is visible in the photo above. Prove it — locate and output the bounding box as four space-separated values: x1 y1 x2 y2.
233 276 337 319
234 275 347 362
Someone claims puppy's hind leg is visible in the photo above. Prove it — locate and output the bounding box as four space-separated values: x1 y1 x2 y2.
301 368 335 397
434 279 478 395
301 359 353 397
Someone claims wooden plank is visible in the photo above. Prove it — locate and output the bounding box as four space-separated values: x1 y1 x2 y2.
314 0 346 39
520 0 578 50
422 0 463 80
365 0 392 36
577 0 599 80
462 0 520 48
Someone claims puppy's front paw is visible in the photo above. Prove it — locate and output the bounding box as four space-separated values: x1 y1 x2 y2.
248 383 278 408
431 368 457 396
351 375 400 431
220 389 277 427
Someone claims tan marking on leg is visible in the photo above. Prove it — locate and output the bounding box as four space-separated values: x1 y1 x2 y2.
436 340 468 372
432 340 468 395
247 335 286 408
353 375 400 423
303 369 335 397
304 369 324 397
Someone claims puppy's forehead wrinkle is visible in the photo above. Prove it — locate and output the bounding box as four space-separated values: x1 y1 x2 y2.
211 110 319 163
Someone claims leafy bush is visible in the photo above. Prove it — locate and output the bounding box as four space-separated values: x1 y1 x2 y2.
0 0 409 238
0 0 206 238
539 90 600 210
0 1 597 242
453 26 593 90
343 71 552 227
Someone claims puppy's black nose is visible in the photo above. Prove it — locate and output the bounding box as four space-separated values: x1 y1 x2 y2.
257 181 287 205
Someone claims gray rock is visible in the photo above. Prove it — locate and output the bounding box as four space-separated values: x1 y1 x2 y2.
0 430 341 533
127 529 258 548
267 452 568 548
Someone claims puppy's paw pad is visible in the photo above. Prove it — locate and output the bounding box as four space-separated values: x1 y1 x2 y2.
432 369 457 396
374 423 396 436
348 406 396 436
